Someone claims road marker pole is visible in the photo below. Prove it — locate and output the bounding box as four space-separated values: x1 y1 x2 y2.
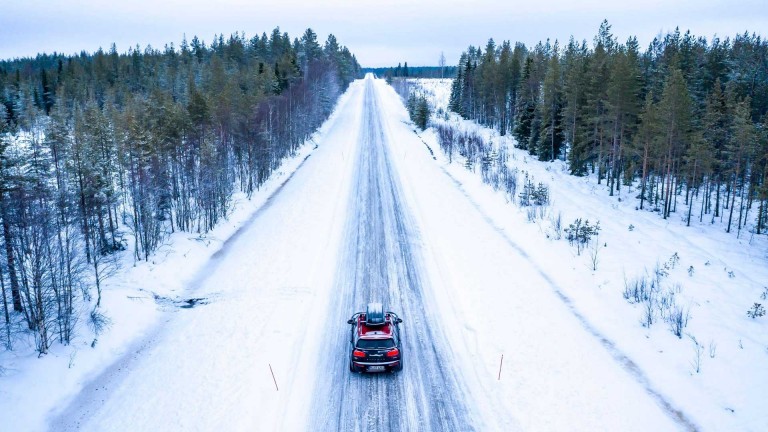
498 354 504 381
269 363 279 391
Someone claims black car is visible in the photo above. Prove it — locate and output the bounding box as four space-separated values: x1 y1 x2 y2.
347 303 403 373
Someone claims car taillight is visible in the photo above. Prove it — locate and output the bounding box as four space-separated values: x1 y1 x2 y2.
353 350 366 358
386 348 400 357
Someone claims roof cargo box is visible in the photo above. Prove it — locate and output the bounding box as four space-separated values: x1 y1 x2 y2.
366 302 385 326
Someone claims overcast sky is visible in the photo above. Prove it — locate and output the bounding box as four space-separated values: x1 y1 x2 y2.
1 0 765 67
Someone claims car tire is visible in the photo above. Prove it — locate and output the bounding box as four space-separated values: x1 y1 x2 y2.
393 358 403 372
349 360 360 373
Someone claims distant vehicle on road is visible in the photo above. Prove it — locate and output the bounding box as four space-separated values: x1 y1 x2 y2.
347 303 403 373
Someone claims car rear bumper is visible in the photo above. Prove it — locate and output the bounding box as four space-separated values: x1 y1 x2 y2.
352 360 400 367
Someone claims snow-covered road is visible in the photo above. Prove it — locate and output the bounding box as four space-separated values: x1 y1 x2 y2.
308 79 475 430
48 75 690 431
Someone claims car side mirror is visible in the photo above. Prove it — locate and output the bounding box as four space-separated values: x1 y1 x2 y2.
397 318 403 323
347 319 354 324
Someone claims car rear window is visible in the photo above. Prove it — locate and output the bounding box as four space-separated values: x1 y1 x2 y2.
357 338 395 349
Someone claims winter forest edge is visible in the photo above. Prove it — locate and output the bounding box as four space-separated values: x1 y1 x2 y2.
0 28 360 355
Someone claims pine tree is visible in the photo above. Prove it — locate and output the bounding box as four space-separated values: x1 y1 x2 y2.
726 98 758 233
684 130 713 225
419 96 430 129
40 70 54 115
478 39 499 128
702 79 729 218
507 43 526 132
584 20 614 182
0 107 23 313
633 92 660 210
497 42 513 135
658 68 693 218
605 38 642 194
563 38 589 175
300 28 322 68
513 57 536 151
755 114 768 234
537 41 564 161
448 58 465 115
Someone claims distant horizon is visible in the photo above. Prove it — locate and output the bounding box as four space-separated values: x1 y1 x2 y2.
2 24 764 70
1 0 765 67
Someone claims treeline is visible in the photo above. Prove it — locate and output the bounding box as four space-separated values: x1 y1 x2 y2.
449 21 768 236
0 28 359 353
365 63 457 79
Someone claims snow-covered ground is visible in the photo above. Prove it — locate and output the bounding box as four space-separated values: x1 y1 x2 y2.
409 77 768 431
2 74 765 432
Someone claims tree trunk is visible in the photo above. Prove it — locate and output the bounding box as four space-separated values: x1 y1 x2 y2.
1 268 10 348
703 178 709 215
76 160 93 264
0 196 22 312
639 145 648 210
663 155 673 218
687 160 697 226
714 177 721 219
737 175 747 237
727 175 738 233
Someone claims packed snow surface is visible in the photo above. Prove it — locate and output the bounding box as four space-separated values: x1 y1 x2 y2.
1 74 765 431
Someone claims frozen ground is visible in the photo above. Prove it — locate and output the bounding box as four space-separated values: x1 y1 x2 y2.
1 74 764 431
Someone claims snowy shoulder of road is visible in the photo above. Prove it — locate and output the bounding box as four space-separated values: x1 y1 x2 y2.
0 83 358 432
407 77 768 431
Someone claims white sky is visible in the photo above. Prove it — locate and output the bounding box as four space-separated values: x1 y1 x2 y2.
0 0 765 67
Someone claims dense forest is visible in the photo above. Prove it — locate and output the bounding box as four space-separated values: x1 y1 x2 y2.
448 21 768 236
0 28 360 354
